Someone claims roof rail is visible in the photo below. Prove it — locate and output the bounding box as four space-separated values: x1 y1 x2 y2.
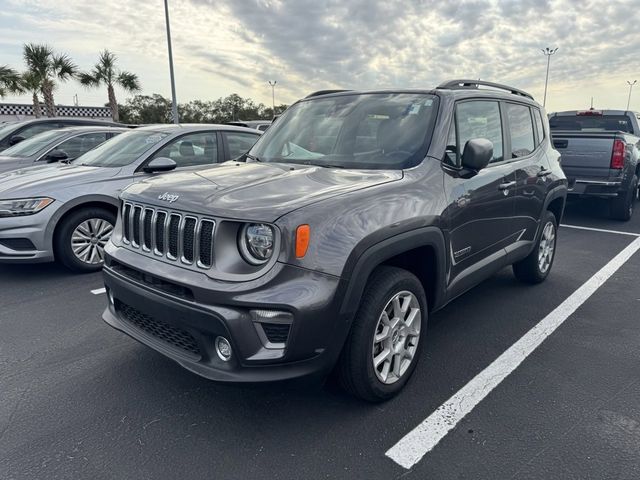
437 79 534 100
305 89 351 99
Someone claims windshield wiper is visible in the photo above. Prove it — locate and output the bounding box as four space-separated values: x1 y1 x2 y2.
245 153 261 162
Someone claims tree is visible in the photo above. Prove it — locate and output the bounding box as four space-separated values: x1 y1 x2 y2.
19 71 43 118
79 50 141 122
116 94 172 124
23 43 77 117
0 65 21 98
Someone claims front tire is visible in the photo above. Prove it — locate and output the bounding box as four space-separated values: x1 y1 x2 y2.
512 210 558 284
337 266 427 402
609 175 638 221
54 207 116 273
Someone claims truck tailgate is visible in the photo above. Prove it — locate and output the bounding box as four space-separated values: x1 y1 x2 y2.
552 132 614 178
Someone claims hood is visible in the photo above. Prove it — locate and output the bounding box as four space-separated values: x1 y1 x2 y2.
0 163 121 198
0 155 32 175
122 161 402 221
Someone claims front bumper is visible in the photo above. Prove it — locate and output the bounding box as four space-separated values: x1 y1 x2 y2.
0 211 55 263
101 245 349 383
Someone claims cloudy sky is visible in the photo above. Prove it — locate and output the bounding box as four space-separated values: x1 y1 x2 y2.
1 0 639 112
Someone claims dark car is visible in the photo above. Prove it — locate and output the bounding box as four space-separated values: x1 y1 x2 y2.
549 110 640 220
0 126 126 174
0 117 127 152
101 80 568 401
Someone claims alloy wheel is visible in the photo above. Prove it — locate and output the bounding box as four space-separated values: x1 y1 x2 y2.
371 290 421 385
538 221 556 274
70 218 113 265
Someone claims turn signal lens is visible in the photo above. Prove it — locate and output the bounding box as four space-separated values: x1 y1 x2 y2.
295 224 310 258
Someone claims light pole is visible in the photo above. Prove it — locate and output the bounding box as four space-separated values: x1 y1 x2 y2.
626 80 637 110
268 80 277 119
164 0 179 124
541 47 558 108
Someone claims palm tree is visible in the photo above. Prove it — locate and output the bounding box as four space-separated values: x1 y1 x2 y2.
23 43 77 117
19 71 44 118
79 50 141 122
0 65 21 98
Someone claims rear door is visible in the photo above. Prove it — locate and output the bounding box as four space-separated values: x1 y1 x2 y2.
444 99 516 297
505 102 550 253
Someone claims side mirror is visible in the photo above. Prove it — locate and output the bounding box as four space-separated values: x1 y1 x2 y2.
45 149 69 163
9 135 25 146
461 138 493 171
143 157 177 173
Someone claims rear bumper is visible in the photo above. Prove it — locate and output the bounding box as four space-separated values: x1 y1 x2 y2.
101 247 349 383
567 178 624 197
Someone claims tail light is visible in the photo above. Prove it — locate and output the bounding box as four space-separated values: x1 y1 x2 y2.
611 139 625 169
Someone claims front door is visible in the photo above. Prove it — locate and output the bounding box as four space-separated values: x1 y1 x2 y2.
443 99 517 299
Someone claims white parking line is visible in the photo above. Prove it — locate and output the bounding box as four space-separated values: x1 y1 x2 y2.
91 287 106 295
386 235 640 469
561 224 640 237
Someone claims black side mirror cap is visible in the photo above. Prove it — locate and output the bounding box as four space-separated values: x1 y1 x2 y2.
143 157 177 173
45 149 69 163
461 138 493 171
9 135 25 146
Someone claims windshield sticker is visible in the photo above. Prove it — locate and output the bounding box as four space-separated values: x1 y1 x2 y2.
145 134 164 144
407 103 422 115
424 98 434 106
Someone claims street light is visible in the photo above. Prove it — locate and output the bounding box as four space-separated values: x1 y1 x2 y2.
626 80 637 110
268 80 277 119
541 47 558 108
164 0 179 124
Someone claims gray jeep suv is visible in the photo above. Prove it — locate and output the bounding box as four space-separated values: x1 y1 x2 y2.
102 81 568 401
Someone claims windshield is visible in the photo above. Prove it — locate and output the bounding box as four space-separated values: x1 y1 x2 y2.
73 130 169 167
0 122 18 139
549 114 633 133
0 129 63 157
248 93 439 169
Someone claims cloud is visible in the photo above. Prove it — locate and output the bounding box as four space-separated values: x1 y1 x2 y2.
0 0 639 111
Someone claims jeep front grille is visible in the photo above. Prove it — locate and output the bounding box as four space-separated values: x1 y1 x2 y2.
121 202 215 268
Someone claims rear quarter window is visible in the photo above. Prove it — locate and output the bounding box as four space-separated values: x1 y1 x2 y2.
506 103 535 158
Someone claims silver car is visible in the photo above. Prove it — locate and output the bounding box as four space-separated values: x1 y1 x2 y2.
0 124 260 272
0 126 126 174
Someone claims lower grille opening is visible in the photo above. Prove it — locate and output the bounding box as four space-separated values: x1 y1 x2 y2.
0 238 36 251
261 323 290 344
115 299 201 358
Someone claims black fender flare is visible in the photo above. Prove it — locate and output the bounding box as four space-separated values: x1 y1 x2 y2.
337 226 447 318
542 184 568 219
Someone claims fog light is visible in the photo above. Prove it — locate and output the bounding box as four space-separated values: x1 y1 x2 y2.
215 336 232 361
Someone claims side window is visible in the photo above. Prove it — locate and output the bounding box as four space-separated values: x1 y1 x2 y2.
225 132 259 159
533 108 546 146
51 132 109 160
506 103 535 158
456 101 504 163
152 132 218 167
17 123 57 140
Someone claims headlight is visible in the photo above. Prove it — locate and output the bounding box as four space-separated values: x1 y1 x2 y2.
239 223 274 265
0 197 54 218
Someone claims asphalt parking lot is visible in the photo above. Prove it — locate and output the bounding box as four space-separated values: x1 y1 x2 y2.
1 197 639 480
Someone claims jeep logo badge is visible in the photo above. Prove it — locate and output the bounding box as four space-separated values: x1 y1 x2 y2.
158 192 179 203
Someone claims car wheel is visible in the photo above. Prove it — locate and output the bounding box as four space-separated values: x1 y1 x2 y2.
337 266 426 402
609 175 638 221
55 207 116 273
512 210 558 284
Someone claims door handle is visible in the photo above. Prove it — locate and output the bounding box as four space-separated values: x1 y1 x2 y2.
499 181 516 190
537 168 552 177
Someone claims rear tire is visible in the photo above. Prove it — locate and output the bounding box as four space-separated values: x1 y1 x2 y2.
337 266 427 402
609 175 638 221
54 207 116 273
513 210 558 284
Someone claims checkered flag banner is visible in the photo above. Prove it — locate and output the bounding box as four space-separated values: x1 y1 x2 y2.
0 103 112 119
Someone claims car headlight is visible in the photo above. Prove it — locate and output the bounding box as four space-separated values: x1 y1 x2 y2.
238 223 275 265
0 197 54 218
